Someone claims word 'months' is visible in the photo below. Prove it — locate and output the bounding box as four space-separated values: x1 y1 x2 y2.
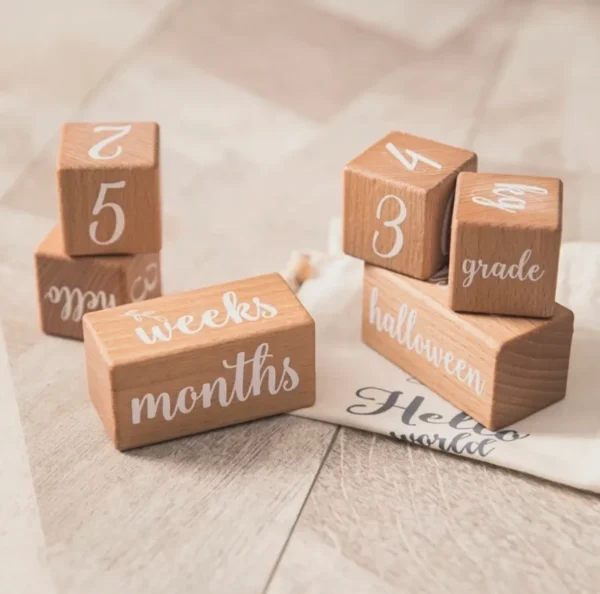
35 226 161 340
57 122 161 256
362 265 573 430
344 131 477 279
83 274 316 450
448 172 562 317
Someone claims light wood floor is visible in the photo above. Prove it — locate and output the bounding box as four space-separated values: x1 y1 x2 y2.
1 1 599 593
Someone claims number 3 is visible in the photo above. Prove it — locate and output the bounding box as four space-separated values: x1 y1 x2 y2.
88 125 132 160
372 195 407 259
89 182 126 245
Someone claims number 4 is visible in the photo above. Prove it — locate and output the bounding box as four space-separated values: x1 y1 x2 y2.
385 142 442 171
89 182 126 245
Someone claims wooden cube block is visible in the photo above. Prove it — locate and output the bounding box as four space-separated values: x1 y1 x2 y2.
35 226 162 340
362 264 574 430
57 122 161 256
344 131 477 279
83 273 316 450
449 172 562 317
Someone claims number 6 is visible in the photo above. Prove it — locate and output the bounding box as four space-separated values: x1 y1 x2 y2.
89 182 126 245
372 194 407 259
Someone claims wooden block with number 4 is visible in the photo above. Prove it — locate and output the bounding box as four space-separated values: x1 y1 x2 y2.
449 172 562 317
363 265 574 430
57 122 161 256
344 131 477 279
35 226 161 340
83 273 316 450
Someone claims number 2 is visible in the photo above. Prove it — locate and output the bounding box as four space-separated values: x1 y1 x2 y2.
372 195 407 259
88 125 132 160
89 182 126 245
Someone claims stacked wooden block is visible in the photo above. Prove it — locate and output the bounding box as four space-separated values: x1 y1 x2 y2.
35 121 316 451
344 132 574 430
35 122 163 340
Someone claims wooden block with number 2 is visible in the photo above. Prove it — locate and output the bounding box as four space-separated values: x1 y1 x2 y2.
57 122 161 256
343 131 477 279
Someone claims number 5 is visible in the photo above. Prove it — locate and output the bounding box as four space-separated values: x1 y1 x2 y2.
372 194 407 258
89 182 126 246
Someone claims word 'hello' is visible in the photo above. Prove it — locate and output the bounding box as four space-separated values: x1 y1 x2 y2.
45 286 116 322
125 290 278 344
462 249 544 288
368 288 485 396
131 342 299 424
347 388 529 458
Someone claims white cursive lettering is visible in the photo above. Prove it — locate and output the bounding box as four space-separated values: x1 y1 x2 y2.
472 182 548 214
368 288 485 396
125 291 278 345
131 343 299 424
44 285 116 322
461 249 545 288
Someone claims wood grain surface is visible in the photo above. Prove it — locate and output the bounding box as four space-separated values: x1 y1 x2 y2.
57 122 161 255
362 264 574 430
343 131 477 279
1 0 600 593
35 226 162 340
449 172 562 317
83 273 316 449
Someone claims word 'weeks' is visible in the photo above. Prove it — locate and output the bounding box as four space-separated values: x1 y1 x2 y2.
131 342 299 424
462 249 544 288
368 287 486 396
125 290 278 344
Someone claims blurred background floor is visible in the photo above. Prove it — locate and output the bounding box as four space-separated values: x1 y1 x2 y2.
1 1 599 593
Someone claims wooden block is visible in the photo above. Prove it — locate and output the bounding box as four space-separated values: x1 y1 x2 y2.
82 273 316 450
362 264 574 430
343 131 477 279
35 226 162 340
449 172 562 317
57 122 161 256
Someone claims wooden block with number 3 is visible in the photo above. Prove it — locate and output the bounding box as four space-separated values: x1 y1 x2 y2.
363 265 574 430
35 226 162 340
343 131 477 279
57 122 161 256
83 273 316 450
448 172 563 318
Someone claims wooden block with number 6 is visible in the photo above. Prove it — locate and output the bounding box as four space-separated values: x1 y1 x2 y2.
83 273 316 450
35 226 161 340
344 131 477 279
57 122 161 256
449 172 562 317
363 265 574 430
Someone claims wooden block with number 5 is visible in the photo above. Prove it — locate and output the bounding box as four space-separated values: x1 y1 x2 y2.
344 131 477 279
83 273 316 450
35 226 161 340
57 122 161 256
449 172 562 318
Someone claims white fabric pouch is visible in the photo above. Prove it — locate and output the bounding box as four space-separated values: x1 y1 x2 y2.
285 220 600 493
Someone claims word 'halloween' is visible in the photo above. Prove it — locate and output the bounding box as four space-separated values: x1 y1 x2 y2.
131 342 299 424
368 287 486 396
125 290 278 344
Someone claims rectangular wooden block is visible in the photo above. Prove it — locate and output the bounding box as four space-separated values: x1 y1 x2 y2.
449 172 562 317
344 131 477 279
57 122 161 256
83 273 316 450
35 226 161 340
362 264 574 430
